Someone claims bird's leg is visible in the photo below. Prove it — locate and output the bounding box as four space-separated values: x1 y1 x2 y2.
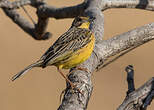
58 68 75 88
76 66 89 73
57 68 83 94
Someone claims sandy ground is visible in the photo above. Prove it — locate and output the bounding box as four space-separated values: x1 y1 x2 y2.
0 0 154 110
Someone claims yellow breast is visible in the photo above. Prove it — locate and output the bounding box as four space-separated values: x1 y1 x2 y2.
57 33 95 69
53 21 95 69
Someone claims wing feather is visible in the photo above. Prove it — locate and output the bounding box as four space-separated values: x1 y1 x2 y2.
41 27 92 68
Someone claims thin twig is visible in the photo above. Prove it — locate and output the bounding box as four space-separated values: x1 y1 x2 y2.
21 6 36 25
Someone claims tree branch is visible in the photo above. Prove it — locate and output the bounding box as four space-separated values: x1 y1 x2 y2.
96 22 154 70
1 0 51 40
0 0 87 18
117 65 154 110
2 8 35 37
102 0 154 11
36 2 87 19
0 0 31 9
58 53 98 110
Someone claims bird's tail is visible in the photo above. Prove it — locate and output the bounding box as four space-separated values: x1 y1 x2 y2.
11 60 43 81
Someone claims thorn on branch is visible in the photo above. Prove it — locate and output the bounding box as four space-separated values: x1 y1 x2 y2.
125 65 135 95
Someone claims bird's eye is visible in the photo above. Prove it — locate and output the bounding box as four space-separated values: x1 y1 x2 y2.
77 17 82 22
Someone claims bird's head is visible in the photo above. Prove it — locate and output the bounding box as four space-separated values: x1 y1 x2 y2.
71 16 94 29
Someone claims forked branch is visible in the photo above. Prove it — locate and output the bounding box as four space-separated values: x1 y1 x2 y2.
118 65 154 110
1 0 51 40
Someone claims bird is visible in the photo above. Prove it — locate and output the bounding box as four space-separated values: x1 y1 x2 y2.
12 16 95 91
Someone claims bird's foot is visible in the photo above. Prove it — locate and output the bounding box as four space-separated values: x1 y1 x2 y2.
76 66 89 73
68 80 83 95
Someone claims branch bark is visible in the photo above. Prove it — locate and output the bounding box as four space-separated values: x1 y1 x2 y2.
96 22 154 70
102 0 154 11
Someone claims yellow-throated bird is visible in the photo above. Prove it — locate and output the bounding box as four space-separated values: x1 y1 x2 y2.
12 16 95 90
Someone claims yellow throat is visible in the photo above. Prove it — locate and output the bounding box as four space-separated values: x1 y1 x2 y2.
78 22 90 29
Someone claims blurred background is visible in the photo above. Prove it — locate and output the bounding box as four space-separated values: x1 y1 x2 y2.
1 0 154 110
